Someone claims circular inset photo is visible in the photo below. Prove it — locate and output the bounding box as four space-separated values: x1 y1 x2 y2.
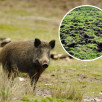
59 5 102 61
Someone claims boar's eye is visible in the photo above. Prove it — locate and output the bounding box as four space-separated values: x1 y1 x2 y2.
49 40 55 49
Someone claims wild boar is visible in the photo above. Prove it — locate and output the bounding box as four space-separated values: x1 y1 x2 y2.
0 38 11 47
0 38 55 89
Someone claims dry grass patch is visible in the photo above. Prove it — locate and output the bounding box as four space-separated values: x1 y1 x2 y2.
51 84 83 101
0 71 34 102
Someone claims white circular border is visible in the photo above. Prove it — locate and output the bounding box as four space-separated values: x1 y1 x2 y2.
59 5 102 61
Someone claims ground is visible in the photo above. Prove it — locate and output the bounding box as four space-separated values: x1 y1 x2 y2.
0 0 102 102
60 6 102 60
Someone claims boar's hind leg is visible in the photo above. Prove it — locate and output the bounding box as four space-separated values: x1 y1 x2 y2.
9 64 19 80
2 63 12 78
2 63 18 81
29 73 40 90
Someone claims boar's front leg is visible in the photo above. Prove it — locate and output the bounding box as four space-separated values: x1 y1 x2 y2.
29 72 40 90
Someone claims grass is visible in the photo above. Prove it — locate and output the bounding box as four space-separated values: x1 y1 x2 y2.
51 84 83 101
0 0 102 102
1 58 102 101
0 71 35 102
0 71 83 102
60 6 102 60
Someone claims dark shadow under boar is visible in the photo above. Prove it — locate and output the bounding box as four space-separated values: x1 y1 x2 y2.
0 38 55 90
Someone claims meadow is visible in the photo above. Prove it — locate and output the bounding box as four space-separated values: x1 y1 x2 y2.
0 0 102 102
60 6 102 60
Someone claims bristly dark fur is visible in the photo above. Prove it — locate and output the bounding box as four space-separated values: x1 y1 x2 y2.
0 39 55 90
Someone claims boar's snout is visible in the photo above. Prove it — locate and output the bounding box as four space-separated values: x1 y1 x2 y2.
35 58 50 69
42 63 48 68
41 59 49 68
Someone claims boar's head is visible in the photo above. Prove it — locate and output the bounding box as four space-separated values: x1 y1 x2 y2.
33 38 55 68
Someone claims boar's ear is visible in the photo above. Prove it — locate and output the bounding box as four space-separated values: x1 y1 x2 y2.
34 38 41 48
49 40 55 49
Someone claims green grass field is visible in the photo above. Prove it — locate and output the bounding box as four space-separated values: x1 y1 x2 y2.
60 6 102 60
0 0 102 102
